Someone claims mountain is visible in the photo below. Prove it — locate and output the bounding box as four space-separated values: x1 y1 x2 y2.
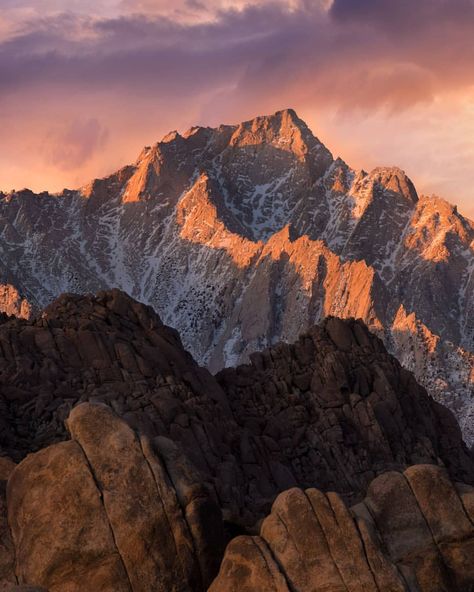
0 291 473 591
0 109 473 443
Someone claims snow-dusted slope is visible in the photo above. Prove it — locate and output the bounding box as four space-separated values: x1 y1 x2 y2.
0 109 473 443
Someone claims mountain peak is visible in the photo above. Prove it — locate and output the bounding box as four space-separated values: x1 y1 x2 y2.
161 130 181 143
368 166 419 204
230 108 312 145
225 109 334 182
268 107 304 126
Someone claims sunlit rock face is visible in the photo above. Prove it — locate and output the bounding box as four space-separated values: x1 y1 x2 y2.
0 109 472 443
210 464 474 592
0 284 31 319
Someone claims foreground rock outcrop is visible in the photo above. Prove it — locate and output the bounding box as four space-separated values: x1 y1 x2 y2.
4 413 474 592
210 464 474 592
0 290 473 590
0 290 473 526
6 402 225 592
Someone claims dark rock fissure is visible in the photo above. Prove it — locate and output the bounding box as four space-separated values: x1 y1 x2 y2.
73 439 134 592
137 435 203 590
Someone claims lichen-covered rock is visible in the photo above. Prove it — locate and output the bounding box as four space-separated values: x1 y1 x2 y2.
210 465 474 592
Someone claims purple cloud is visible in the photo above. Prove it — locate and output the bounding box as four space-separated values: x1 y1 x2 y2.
330 0 474 30
45 118 109 170
1 0 473 114
1 0 474 218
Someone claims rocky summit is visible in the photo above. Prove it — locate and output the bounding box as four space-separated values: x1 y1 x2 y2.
0 109 473 444
0 290 473 591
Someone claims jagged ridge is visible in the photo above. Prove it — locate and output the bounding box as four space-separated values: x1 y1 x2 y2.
0 109 473 443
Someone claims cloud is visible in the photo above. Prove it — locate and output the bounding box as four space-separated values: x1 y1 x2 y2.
330 0 474 30
1 0 473 113
118 0 317 23
44 118 109 170
0 0 473 218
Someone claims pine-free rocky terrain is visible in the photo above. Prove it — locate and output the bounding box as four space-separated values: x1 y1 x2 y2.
0 109 473 444
0 290 473 591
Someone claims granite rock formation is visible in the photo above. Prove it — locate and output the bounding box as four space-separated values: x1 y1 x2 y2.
0 290 472 527
5 402 225 592
0 290 473 590
0 110 472 444
4 421 474 591
210 464 474 592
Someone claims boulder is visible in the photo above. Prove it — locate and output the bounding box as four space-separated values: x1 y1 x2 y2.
6 403 225 592
210 465 474 592
7 441 131 592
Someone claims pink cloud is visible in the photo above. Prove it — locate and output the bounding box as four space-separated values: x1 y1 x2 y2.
0 0 473 218
44 118 109 170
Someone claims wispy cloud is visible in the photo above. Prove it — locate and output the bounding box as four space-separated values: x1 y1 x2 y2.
1 0 473 216
2 0 474 110
44 118 109 170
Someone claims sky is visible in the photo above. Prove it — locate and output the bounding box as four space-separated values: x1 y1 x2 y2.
1 0 474 219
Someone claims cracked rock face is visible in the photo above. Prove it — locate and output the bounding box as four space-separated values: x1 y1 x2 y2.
6 403 225 592
5 422 474 592
210 464 474 592
0 109 472 444
0 290 472 527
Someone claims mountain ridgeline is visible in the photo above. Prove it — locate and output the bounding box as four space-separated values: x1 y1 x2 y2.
0 109 473 444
